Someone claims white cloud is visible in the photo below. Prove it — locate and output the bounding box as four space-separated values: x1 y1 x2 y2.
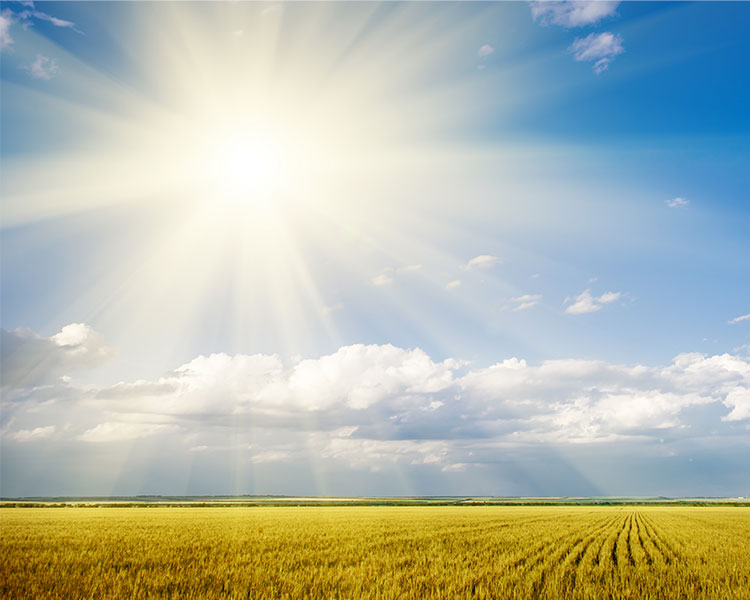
0 10 14 51
2 5 80 45
511 294 542 311
7 326 750 477
371 265 420 287
530 1 620 27
29 10 77 30
446 279 462 290
1 324 114 388
250 450 289 464
79 422 180 443
666 197 689 208
723 388 750 422
565 289 622 314
478 44 494 58
371 273 393 286
464 254 502 270
597 291 621 304
10 426 55 442
398 264 422 273
730 314 750 325
569 32 624 73
287 344 460 410
21 54 59 79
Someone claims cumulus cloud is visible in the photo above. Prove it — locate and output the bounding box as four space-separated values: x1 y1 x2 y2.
445 279 462 291
511 294 542 311
464 255 502 270
21 54 58 79
565 289 621 314
1 324 114 388
530 1 620 27
666 197 689 208
723 387 750 422
287 344 461 410
569 32 624 73
730 314 750 324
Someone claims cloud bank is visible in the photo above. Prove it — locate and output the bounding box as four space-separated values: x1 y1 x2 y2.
3 325 749 488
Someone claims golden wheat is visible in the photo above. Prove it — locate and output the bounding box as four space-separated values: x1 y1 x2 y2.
1 506 748 599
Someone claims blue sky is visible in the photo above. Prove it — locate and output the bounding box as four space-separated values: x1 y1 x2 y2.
1 1 749 498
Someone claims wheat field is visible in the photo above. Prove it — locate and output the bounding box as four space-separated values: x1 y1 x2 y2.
1 506 748 599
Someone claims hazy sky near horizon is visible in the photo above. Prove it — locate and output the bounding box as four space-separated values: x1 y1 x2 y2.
1 1 749 498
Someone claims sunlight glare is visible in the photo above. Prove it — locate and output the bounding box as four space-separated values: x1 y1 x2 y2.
201 124 287 211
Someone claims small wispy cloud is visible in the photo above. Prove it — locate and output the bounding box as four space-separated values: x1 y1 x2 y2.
478 44 494 58
79 422 180 443
399 264 422 273
666 197 689 208
0 4 81 52
511 294 542 311
371 265 420 287
729 314 750 325
372 273 393 286
0 10 14 51
261 4 283 17
569 32 624 74
10 426 55 442
477 44 494 70
530 1 620 28
565 289 622 314
29 10 77 30
464 255 502 270
251 450 289 464
21 54 59 79
445 280 462 291
322 303 344 316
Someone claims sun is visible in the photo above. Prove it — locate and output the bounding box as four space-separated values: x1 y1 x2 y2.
199 123 289 211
